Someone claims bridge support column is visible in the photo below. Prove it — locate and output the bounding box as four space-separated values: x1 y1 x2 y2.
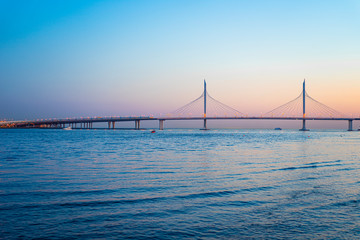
112 121 115 129
135 120 140 130
299 119 309 131
348 120 353 131
108 122 111 129
159 120 165 130
200 119 209 130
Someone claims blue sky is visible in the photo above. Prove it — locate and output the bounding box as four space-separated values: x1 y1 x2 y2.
1 0 360 120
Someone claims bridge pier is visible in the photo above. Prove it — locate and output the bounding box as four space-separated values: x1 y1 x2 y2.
112 121 115 129
299 119 309 131
135 120 140 130
159 120 165 130
348 120 353 131
200 119 209 130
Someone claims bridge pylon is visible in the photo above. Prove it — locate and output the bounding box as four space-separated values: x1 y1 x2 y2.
200 80 209 130
300 79 309 131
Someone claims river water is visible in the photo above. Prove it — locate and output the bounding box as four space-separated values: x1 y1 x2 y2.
1 129 360 239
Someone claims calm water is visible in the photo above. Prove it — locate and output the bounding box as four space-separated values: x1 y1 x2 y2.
1 129 360 239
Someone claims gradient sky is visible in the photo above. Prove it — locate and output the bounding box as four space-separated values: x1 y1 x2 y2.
1 0 360 120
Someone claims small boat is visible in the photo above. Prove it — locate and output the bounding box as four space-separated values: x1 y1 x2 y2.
274 128 282 130
151 130 156 133
63 126 72 130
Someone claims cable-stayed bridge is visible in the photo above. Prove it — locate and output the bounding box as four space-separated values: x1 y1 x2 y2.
1 80 359 131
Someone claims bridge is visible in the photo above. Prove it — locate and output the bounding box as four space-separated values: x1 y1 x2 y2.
1 80 359 131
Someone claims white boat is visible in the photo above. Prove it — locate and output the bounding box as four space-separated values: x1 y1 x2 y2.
63 126 72 130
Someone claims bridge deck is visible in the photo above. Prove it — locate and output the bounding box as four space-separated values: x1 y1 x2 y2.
1 116 359 129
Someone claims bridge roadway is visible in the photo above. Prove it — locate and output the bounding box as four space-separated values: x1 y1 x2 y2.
1 116 359 131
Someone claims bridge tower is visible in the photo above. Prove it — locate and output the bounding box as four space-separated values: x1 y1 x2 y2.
201 80 208 130
300 79 309 131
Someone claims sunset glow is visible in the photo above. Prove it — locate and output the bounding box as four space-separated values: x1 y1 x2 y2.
1 1 359 121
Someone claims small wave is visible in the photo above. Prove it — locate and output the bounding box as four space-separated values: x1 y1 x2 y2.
304 160 341 165
0 197 164 211
335 167 356 172
176 190 239 199
0 189 117 197
278 163 343 171
280 165 318 171
210 200 264 207
0 186 273 211
289 189 328 199
333 199 360 207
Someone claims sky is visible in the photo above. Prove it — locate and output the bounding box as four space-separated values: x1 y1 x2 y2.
1 0 360 123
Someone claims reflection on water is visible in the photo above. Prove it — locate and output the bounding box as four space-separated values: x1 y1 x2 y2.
1 129 360 239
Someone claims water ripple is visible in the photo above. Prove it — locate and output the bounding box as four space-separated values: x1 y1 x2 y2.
2 129 360 239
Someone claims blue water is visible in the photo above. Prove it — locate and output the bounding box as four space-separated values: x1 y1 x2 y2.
1 129 360 239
